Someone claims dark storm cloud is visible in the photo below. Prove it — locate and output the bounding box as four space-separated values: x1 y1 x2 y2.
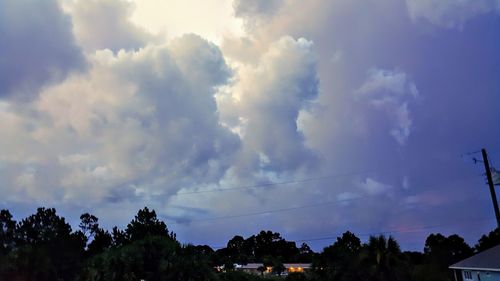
208 0 500 250
0 0 85 99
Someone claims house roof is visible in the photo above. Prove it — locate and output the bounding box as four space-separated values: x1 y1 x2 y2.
283 263 312 268
235 263 312 269
449 245 500 272
236 263 264 269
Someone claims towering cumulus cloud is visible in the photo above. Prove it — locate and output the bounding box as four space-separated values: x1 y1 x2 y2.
2 35 239 204
1 0 499 250
218 36 319 176
356 69 419 145
0 0 85 99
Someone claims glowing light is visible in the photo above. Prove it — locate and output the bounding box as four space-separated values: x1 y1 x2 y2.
130 0 244 44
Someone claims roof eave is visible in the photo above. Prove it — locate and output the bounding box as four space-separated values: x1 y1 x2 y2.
449 266 500 272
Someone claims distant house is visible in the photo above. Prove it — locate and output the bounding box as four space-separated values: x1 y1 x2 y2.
234 263 268 274
233 263 312 276
449 244 500 281
284 263 311 274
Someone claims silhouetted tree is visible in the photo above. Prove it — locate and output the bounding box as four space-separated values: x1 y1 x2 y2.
0 209 16 255
3 208 85 281
424 233 473 267
314 231 362 281
0 207 495 281
414 233 474 281
16 207 72 245
360 235 408 281
87 228 112 256
79 213 99 240
272 259 286 276
125 207 169 242
475 228 500 252
298 242 314 262
226 235 250 263
83 235 181 281
111 226 127 247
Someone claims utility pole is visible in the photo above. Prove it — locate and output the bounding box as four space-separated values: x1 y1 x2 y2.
482 148 500 229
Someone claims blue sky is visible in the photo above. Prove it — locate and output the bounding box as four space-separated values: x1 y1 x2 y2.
0 0 499 251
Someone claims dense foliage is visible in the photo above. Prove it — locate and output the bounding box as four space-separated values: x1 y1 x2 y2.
0 207 498 281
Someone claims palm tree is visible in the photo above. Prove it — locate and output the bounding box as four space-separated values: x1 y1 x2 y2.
360 235 408 281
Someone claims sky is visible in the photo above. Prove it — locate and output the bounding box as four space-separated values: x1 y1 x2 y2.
0 0 499 251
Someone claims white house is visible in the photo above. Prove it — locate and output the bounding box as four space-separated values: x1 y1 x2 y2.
232 263 312 275
449 244 500 281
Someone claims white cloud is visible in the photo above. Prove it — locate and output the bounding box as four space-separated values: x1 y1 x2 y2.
356 69 419 145
217 36 319 176
357 69 418 98
357 177 393 195
2 34 240 203
390 102 412 145
402 176 410 190
129 0 244 44
406 0 500 29
67 0 161 52
233 0 284 31
2 0 498 248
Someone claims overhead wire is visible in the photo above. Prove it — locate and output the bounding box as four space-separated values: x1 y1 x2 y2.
168 194 376 225
162 168 488 250
173 169 375 196
209 216 495 250
165 174 482 225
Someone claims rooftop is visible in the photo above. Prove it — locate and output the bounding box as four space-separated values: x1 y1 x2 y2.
450 245 500 272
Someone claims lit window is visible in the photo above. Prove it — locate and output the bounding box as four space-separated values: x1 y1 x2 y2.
288 266 304 273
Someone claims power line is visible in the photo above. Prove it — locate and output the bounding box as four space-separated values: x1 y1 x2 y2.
174 170 375 196
164 174 488 249
165 175 482 225
169 194 376 225
209 216 494 249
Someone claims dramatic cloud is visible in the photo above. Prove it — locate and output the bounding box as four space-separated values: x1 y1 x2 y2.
67 0 160 52
129 0 243 43
1 0 499 251
0 0 85 99
356 69 419 145
217 36 319 176
1 35 239 205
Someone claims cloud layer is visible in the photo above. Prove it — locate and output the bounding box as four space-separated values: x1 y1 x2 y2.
0 0 499 251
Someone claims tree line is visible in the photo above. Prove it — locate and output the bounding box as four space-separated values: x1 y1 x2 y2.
0 207 499 281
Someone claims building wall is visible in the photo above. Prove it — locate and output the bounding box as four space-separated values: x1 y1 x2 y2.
461 270 500 281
